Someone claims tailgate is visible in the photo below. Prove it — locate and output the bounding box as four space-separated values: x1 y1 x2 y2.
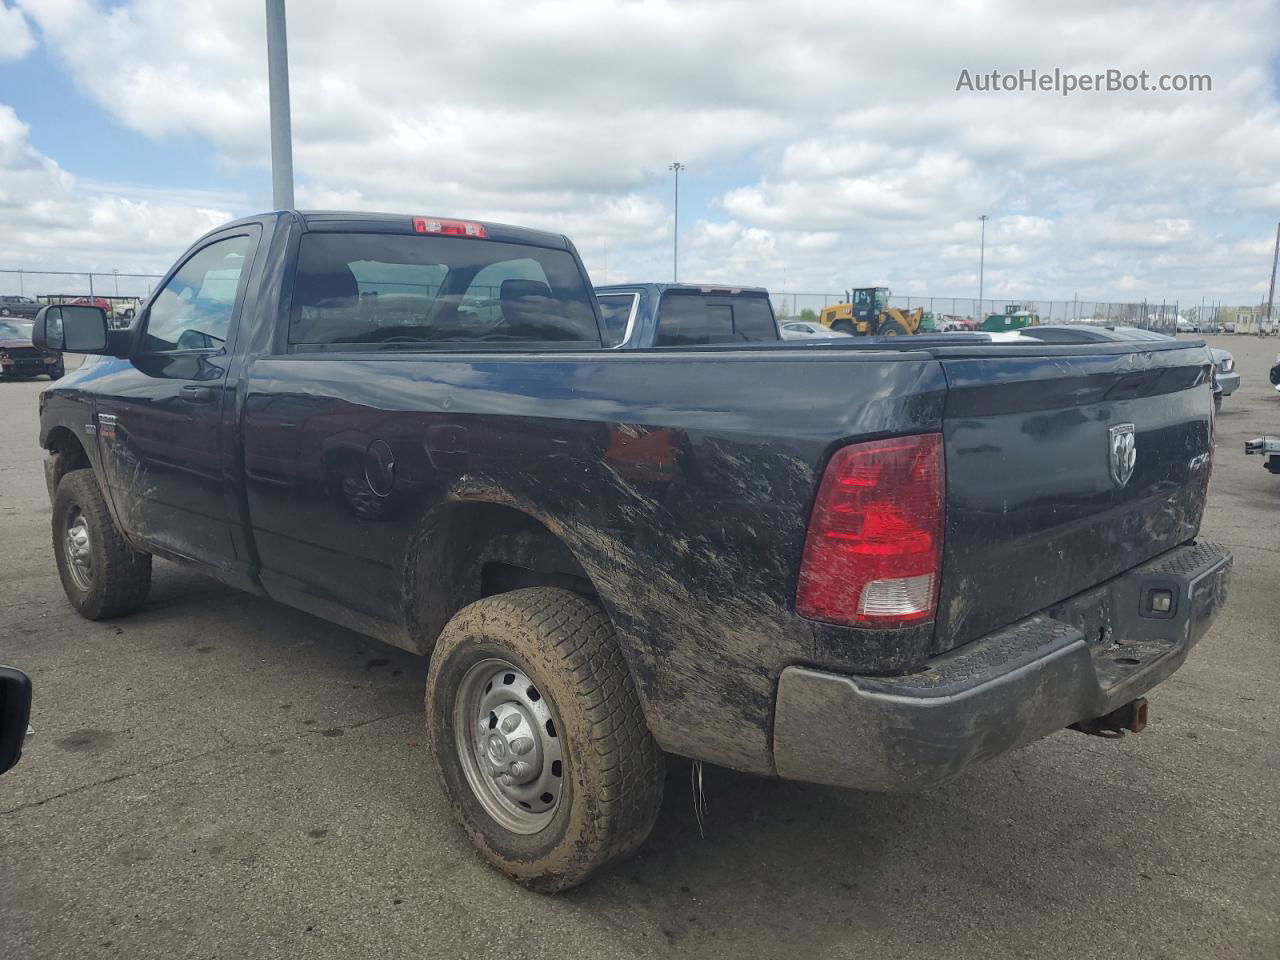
933 342 1213 652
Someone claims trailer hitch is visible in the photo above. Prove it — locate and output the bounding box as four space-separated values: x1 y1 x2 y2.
1070 698 1149 739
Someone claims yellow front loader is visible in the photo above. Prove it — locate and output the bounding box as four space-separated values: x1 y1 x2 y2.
818 287 922 337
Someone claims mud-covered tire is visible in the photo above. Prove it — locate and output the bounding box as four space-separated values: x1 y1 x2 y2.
876 318 911 337
426 587 664 892
52 469 152 620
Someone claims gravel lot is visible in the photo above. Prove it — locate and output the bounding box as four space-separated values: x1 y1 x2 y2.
2 338 1277 960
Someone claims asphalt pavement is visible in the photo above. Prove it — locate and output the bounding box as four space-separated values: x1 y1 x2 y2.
1 338 1277 959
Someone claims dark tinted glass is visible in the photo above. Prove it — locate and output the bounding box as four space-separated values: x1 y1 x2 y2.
596 294 635 346
732 298 778 340
290 233 601 346
655 294 778 346
654 294 709 346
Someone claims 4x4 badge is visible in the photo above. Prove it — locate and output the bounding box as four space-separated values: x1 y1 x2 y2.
1108 423 1136 488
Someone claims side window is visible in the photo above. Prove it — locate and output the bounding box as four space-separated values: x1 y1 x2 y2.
596 294 636 346
142 235 253 352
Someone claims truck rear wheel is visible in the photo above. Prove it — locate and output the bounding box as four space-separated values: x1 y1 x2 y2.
52 469 152 620
425 587 664 891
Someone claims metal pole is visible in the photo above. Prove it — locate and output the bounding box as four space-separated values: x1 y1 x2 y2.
669 162 684 282
977 215 989 315
266 0 295 210
1266 221 1280 326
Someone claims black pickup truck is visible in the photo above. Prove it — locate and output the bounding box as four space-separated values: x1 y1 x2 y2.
33 211 1230 891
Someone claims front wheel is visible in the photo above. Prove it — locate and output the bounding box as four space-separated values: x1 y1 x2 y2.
426 588 664 892
52 469 152 619
876 318 911 337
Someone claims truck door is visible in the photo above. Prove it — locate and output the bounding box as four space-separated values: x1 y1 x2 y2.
95 226 261 574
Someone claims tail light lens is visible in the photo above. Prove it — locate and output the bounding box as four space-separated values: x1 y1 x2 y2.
412 217 486 238
796 434 944 628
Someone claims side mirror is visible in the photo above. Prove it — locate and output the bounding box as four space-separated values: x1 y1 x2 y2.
0 666 32 776
32 304 108 353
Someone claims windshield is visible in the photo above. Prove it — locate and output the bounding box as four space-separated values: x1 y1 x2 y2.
0 321 34 341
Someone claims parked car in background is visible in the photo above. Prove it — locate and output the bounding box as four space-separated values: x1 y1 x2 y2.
938 315 976 331
780 320 850 339
0 319 64 380
594 282 779 347
71 296 113 316
1210 347 1240 407
0 295 40 319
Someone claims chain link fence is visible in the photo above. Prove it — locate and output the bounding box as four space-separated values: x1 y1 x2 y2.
0 269 164 325
0 268 1234 338
771 292 1185 332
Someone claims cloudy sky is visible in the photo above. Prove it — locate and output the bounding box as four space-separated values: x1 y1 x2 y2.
1 0 1278 306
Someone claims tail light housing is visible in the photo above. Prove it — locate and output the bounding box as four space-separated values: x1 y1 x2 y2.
796 434 944 628
412 217 486 238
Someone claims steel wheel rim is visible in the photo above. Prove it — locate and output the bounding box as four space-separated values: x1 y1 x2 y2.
453 657 564 835
64 508 93 591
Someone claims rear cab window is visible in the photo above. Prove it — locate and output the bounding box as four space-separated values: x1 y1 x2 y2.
654 293 777 346
289 232 602 349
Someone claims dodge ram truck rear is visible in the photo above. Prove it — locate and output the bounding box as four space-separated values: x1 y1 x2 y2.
32 210 1229 891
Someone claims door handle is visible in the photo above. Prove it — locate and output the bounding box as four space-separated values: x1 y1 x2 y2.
181 385 214 404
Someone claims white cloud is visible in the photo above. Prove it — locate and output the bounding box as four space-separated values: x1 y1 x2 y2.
0 105 235 281
0 3 34 62
9 0 1280 301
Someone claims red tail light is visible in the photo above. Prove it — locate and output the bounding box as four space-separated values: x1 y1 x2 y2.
796 434 944 628
412 217 486 238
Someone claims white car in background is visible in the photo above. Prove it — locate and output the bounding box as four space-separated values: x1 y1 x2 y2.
780 321 850 339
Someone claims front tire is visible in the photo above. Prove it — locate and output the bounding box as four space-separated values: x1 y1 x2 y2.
52 469 152 619
426 588 664 892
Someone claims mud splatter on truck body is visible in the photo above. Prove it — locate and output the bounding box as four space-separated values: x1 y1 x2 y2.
38 210 1227 788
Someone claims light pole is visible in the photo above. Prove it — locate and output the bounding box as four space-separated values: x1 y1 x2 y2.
265 0 295 210
112 269 120 296
977 214 989 314
669 162 685 282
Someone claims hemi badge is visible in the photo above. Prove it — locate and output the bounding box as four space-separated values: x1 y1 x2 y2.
97 413 117 440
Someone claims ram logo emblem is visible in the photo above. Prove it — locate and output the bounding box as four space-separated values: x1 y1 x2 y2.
1108 423 1137 488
